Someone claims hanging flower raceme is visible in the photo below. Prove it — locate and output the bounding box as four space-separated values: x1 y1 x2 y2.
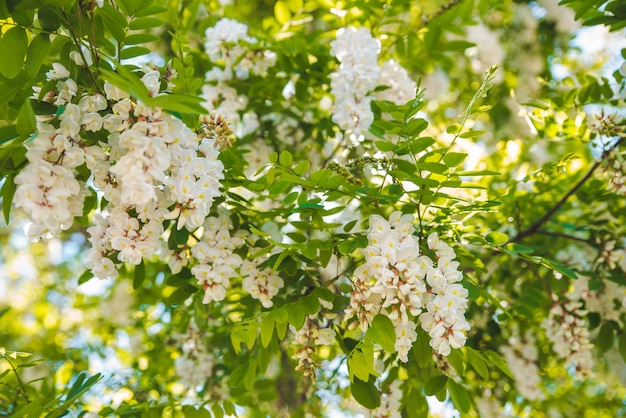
15 63 226 282
201 17 275 138
500 332 545 401
345 211 470 362
541 298 594 379
329 27 416 145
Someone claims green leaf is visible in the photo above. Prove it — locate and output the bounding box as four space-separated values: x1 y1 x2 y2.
486 231 508 246
279 150 293 166
448 380 471 413
417 162 447 174
454 169 500 176
286 303 305 329
459 130 485 138
350 376 381 409
133 259 145 290
424 375 448 396
129 17 163 30
101 67 150 102
211 404 224 418
274 1 291 24
229 363 248 388
365 314 396 354
2 174 16 225
78 269 92 285
294 160 310 175
443 152 467 167
348 341 376 381
222 401 236 416
149 93 207 115
375 140 397 152
483 350 513 379
405 118 428 137
166 287 192 305
16 99 36 137
447 348 465 376
231 321 257 354
300 294 320 315
412 328 434 368
467 347 489 380
0 26 27 78
98 3 128 43
123 33 160 45
260 315 275 348
120 46 151 59
38 5 62 31
598 322 614 352
25 33 51 77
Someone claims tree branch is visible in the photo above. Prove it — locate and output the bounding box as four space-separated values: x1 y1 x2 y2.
506 160 601 244
418 0 464 29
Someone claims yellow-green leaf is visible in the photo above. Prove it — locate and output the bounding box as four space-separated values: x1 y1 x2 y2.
0 27 27 79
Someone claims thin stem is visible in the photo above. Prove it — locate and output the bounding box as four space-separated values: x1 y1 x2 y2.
61 10 102 92
417 0 464 30
0 354 30 404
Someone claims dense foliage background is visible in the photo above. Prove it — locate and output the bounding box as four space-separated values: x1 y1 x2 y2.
1 0 626 416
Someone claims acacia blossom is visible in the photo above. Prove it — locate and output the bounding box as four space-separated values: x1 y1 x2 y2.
346 212 470 362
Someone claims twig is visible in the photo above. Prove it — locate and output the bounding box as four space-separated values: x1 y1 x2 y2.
417 0 465 30
506 160 601 244
0 354 30 404
536 229 593 244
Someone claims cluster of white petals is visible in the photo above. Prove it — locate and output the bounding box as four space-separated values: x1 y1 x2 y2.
570 275 626 323
501 332 545 401
373 59 417 105
290 315 336 381
345 211 469 362
189 215 244 304
542 299 594 379
241 260 284 308
14 115 86 239
329 27 417 145
174 326 215 391
603 151 626 195
419 233 470 356
15 63 226 282
371 380 403 418
202 18 275 138
329 27 380 143
167 211 285 307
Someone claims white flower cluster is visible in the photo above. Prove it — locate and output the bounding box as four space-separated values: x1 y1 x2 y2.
570 276 626 323
14 115 86 239
542 299 594 379
201 18 276 138
603 150 626 195
475 391 503 418
500 332 545 401
345 212 469 362
204 18 276 80
241 260 284 308
15 63 226 282
329 27 416 145
174 326 215 391
169 211 285 307
371 380 403 418
329 27 380 143
373 59 417 105
419 233 470 357
291 315 336 381
189 215 245 303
